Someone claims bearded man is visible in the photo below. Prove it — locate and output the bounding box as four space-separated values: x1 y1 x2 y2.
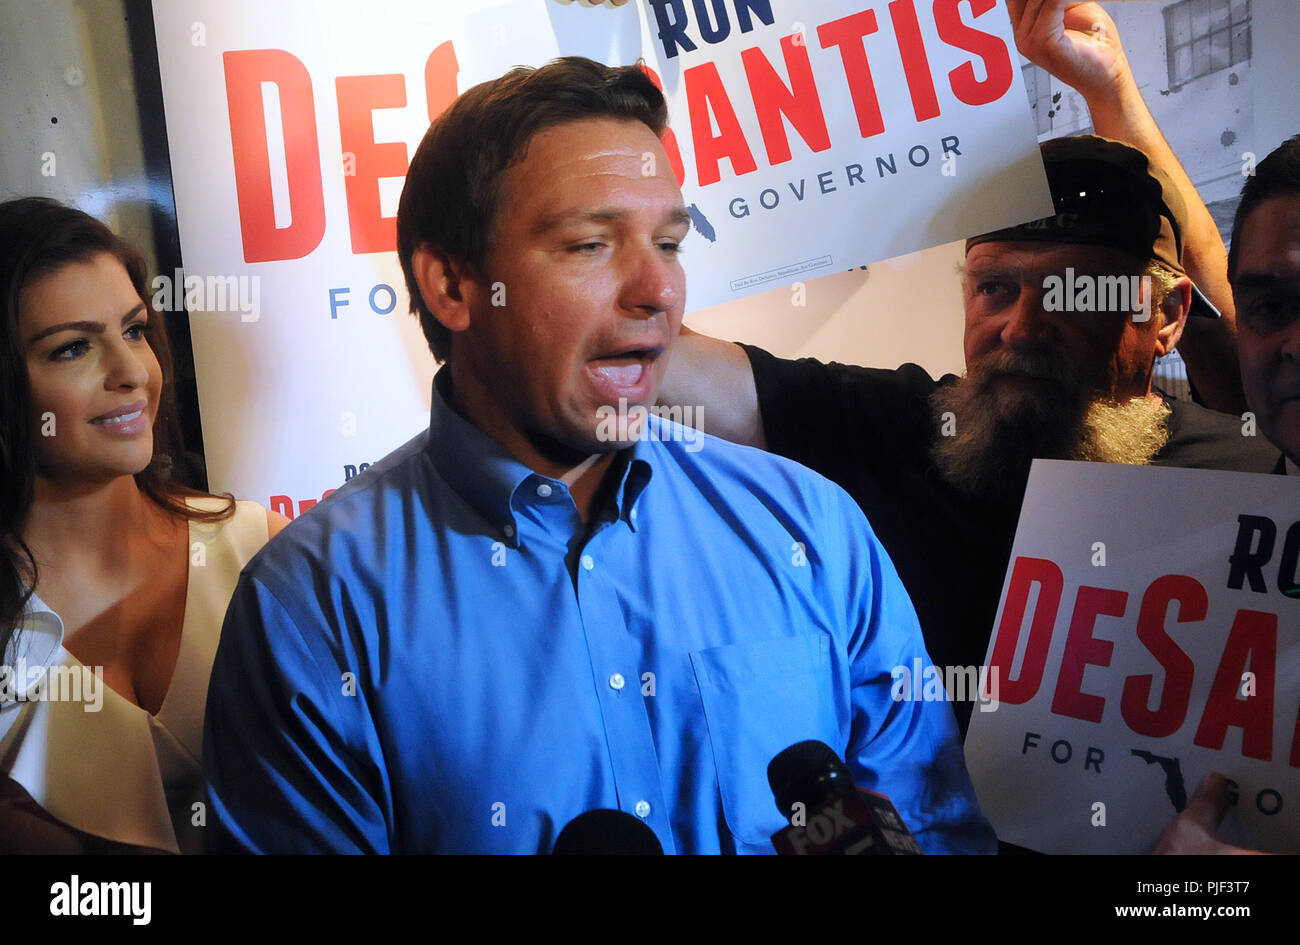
930 137 1209 504
659 1 1283 731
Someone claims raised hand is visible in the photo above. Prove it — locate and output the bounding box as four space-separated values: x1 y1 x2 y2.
1007 0 1133 101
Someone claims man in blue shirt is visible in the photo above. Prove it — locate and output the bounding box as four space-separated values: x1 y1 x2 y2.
203 57 995 854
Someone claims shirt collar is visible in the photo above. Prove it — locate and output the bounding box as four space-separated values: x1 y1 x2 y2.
425 370 654 543
1286 455 1298 476
2 592 65 704
618 444 653 530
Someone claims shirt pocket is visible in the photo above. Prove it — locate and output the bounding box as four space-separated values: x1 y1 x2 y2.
689 633 840 853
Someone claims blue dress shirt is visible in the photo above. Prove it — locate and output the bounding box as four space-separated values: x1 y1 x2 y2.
204 378 995 854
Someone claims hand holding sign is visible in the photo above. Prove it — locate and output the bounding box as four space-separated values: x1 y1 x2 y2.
965 461 1300 854
1152 772 1268 856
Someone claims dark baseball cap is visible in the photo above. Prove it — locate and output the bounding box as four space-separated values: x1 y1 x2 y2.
966 135 1220 318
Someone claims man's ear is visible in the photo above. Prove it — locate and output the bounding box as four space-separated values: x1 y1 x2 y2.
1153 276 1193 357
411 244 474 334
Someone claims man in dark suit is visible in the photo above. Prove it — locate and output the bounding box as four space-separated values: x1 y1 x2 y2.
1230 135 1300 477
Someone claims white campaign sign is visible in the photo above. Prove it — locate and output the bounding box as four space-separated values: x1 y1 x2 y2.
965 460 1300 854
151 0 1050 511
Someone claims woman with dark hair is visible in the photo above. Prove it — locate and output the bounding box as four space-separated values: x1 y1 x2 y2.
0 197 287 852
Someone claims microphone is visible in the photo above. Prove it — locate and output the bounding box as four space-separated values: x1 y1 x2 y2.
552 809 664 855
767 740 922 855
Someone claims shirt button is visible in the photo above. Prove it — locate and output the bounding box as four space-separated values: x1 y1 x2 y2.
580 554 594 571
629 507 638 522
634 800 651 819
503 523 515 538
536 483 552 498
609 673 625 690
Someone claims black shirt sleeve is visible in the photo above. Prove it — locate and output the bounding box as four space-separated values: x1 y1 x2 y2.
738 343 945 495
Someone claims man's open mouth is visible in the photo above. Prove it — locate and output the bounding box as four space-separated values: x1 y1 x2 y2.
587 346 663 396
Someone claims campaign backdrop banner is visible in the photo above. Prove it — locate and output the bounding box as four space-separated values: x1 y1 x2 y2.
151 0 1050 511
965 460 1300 854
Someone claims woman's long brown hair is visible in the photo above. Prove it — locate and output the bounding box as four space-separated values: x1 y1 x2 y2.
1 197 234 661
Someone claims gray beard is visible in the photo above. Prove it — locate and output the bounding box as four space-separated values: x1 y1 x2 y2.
929 352 1171 503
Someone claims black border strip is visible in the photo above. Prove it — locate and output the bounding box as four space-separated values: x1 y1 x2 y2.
123 0 209 492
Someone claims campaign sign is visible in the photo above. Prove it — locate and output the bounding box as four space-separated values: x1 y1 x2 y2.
632 0 1052 304
965 460 1300 854
151 0 1049 510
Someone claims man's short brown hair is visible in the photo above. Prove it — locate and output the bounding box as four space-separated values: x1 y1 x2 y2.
397 57 668 362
